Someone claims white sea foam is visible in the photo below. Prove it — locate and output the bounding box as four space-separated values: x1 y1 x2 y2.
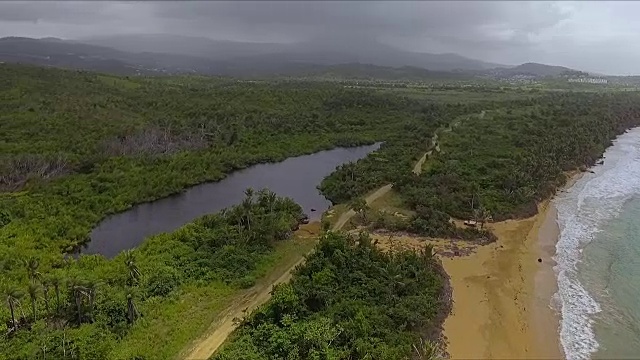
554 128 640 359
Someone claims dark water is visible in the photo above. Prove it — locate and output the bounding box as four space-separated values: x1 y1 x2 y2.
86 143 380 258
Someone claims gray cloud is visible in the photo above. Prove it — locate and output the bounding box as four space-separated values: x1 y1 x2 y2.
0 1 638 74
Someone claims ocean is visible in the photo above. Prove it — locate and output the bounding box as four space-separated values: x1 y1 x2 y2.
554 127 640 359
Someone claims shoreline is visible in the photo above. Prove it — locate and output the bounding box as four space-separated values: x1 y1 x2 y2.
442 172 586 359
441 200 570 359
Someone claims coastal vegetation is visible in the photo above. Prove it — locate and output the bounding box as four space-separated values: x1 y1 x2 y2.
1 189 309 359
3 63 640 358
0 64 451 358
214 232 448 360
322 92 640 238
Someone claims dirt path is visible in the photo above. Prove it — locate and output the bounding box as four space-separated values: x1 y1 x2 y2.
181 229 318 360
183 254 305 359
413 129 442 175
412 153 428 175
331 184 394 231
181 118 473 358
182 185 393 359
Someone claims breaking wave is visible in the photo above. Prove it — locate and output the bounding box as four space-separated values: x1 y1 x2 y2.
554 128 640 359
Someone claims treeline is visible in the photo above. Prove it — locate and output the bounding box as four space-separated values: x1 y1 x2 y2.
0 64 438 256
319 102 490 204
214 232 448 360
1 190 304 359
319 92 640 240
395 92 640 222
0 64 454 358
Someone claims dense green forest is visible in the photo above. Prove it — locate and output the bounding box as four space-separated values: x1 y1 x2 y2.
0 64 460 358
214 232 448 360
0 65 446 254
395 93 640 221
1 189 309 359
3 63 640 359
322 92 640 238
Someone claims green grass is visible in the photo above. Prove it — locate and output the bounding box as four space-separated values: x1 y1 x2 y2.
322 204 349 229
368 188 414 217
111 236 317 360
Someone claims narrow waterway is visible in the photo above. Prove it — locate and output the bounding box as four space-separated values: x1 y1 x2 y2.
85 143 380 258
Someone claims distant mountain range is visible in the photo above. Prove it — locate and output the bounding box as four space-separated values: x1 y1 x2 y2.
0 35 586 79
80 34 504 71
488 62 579 77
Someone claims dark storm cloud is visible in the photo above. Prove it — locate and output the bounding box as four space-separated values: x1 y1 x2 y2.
149 1 569 44
0 2 115 25
0 1 639 74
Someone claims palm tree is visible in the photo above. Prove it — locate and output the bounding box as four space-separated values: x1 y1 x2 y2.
49 274 62 313
244 187 254 201
41 278 51 315
27 282 40 321
84 280 98 323
126 292 139 324
123 250 141 286
67 278 87 324
413 338 444 359
422 244 435 260
24 258 42 283
241 198 253 231
267 191 277 214
472 208 480 224
241 188 255 234
4 286 24 330
469 183 480 217
349 198 369 222
479 207 492 229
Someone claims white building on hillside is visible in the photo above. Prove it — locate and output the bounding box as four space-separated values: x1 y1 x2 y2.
568 77 608 84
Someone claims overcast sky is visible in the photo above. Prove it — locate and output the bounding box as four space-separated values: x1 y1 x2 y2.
0 1 638 75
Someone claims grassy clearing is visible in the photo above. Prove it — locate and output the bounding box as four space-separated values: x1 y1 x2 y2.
322 204 349 228
110 235 317 359
368 188 414 217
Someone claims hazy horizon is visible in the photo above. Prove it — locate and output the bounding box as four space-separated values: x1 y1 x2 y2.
0 1 639 75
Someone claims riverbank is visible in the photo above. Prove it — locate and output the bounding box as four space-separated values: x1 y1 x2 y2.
442 201 562 359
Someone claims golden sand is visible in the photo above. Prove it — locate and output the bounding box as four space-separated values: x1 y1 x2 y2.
442 202 564 359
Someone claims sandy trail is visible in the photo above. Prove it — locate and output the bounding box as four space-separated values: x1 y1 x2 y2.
413 153 428 175
182 117 474 359
183 184 394 359
413 130 442 175
331 184 394 231
183 252 306 360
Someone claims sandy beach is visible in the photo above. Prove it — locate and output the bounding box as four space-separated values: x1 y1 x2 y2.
442 201 564 359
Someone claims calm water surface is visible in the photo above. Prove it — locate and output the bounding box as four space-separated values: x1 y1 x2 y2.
86 144 380 258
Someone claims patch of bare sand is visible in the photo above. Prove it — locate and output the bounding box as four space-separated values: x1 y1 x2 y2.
442 202 563 359
367 231 478 258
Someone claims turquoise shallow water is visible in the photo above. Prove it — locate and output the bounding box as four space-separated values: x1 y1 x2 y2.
554 127 640 359
580 197 640 359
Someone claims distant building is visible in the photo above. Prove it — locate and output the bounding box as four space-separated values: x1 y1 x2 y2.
568 77 608 84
